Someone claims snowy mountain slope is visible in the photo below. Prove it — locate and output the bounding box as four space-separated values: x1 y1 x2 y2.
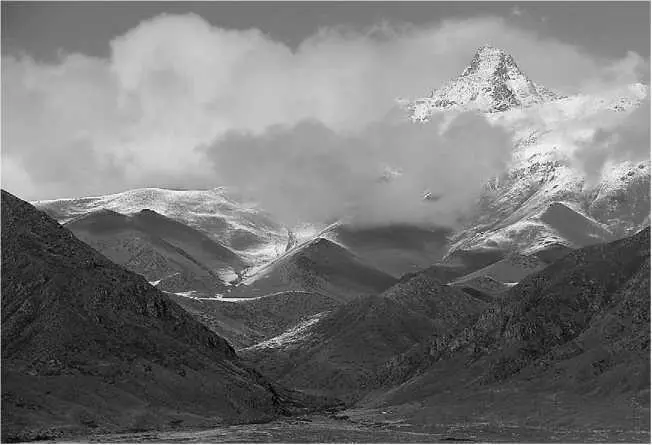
448 102 649 254
445 157 649 257
33 187 291 267
401 45 650 257
587 160 651 233
403 45 562 120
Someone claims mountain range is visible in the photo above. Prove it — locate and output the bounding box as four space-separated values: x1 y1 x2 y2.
400 45 650 296
34 187 289 267
6 44 650 441
33 45 650 300
365 227 650 440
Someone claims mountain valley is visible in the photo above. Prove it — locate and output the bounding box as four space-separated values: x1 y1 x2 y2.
5 43 650 442
1 191 288 442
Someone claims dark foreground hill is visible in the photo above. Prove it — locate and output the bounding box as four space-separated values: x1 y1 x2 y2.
460 226 650 386
0 190 283 441
366 227 651 437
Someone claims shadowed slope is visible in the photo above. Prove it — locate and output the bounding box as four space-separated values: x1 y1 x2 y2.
227 237 396 301
449 253 548 298
33 187 287 256
128 209 244 271
465 227 650 380
539 202 615 248
324 224 452 277
65 208 245 294
1 190 282 441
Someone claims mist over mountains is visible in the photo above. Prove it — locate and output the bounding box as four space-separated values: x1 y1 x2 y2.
3 14 648 225
204 112 512 227
30 41 651 284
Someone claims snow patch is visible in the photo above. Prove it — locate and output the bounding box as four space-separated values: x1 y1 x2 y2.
246 311 328 350
216 268 239 284
173 290 197 298
211 292 291 302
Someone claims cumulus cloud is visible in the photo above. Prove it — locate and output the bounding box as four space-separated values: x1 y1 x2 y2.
579 51 650 94
1 12 648 226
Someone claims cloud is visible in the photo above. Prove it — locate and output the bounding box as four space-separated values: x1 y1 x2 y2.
202 112 513 227
572 97 651 183
511 6 524 17
1 12 648 227
579 51 650 93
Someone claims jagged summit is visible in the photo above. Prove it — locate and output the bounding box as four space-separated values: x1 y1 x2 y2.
458 45 512 80
406 45 561 120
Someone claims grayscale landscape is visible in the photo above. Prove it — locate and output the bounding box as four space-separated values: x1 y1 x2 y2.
1 1 650 443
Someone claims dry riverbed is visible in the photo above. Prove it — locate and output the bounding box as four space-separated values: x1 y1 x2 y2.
55 410 649 443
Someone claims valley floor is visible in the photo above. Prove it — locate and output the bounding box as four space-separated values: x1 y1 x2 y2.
55 407 650 444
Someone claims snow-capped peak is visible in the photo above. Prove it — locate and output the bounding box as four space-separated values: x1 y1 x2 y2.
458 45 513 80
405 45 562 120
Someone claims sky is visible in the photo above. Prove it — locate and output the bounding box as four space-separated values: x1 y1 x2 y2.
3 2 650 61
2 1 650 227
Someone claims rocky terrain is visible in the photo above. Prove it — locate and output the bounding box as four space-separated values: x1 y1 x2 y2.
1 190 287 442
403 45 561 118
363 227 650 439
57 226 649 443
241 269 487 402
